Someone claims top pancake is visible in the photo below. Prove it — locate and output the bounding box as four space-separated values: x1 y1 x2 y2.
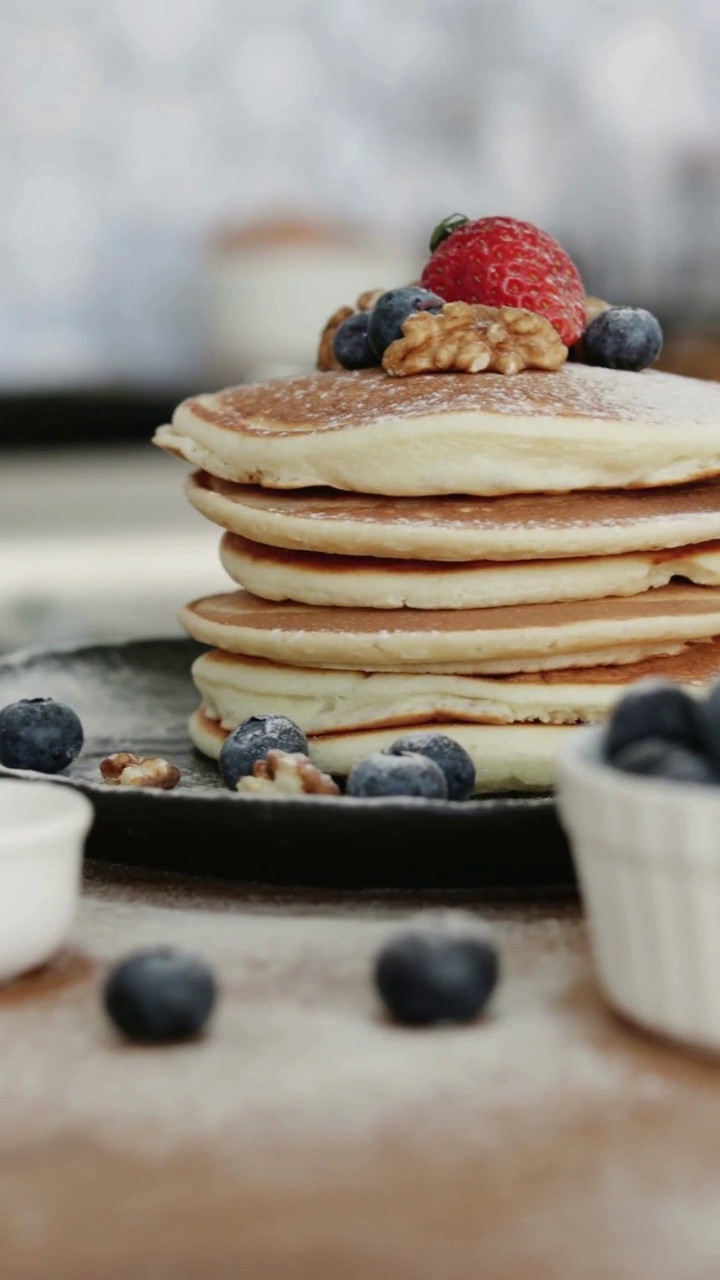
155 365 720 497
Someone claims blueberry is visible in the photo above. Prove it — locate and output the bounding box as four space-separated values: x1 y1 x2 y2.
583 306 663 372
611 737 715 785
332 311 379 370
219 713 308 790
346 751 447 799
0 697 83 774
387 730 475 801
368 286 444 358
697 681 720 771
104 948 217 1043
375 931 499 1025
605 680 701 759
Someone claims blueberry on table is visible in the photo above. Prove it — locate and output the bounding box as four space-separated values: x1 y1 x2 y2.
610 737 716 785
605 680 701 759
375 931 499 1025
699 682 720 771
388 730 475 801
367 286 444 358
0 697 83 773
219 714 308 790
346 751 447 799
582 306 663 372
104 948 217 1043
332 311 379 370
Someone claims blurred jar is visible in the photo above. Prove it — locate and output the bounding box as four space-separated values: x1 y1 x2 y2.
206 216 420 384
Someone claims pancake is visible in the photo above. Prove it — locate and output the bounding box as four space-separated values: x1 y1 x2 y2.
186 472 720 563
180 585 720 673
219 532 720 611
154 365 720 497
192 640 720 736
189 705 567 794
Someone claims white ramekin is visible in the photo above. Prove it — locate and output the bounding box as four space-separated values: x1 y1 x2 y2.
558 726 720 1053
0 779 92 982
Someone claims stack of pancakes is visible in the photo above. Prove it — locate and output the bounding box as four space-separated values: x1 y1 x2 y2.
154 362 720 793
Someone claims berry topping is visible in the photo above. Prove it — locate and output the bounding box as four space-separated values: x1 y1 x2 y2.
332 310 379 371
346 751 447 799
605 680 701 760
218 714 308 790
420 215 585 345
104 948 217 1043
367 286 444 358
610 738 715 786
388 730 475 801
428 212 469 253
375 931 499 1025
0 697 83 774
582 306 663 372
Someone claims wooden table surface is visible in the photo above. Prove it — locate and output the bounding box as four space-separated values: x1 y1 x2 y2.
2 864 720 1280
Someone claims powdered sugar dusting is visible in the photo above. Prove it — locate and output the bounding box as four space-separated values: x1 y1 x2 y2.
0 888 671 1168
186 365 720 436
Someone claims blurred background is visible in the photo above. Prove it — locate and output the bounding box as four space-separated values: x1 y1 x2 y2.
2 0 719 651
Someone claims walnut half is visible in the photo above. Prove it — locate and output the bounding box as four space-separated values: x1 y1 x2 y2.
100 752 181 790
585 296 611 325
316 289 384 371
570 296 613 363
237 750 340 797
383 302 568 377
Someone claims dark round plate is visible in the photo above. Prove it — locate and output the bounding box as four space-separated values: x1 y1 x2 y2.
0 639 573 891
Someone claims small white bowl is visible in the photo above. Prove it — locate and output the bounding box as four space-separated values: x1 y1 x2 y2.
558 727 720 1054
0 779 92 982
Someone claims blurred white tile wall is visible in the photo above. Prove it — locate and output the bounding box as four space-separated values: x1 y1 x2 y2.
1 0 718 389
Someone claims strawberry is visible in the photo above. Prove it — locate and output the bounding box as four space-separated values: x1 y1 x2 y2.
420 214 585 346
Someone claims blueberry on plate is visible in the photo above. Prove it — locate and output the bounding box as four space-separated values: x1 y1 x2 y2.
605 680 701 760
375 931 499 1025
367 286 444 358
104 948 217 1043
332 311 379 370
583 306 663 372
0 697 83 774
219 714 308 790
610 737 716 785
346 751 447 799
387 730 475 801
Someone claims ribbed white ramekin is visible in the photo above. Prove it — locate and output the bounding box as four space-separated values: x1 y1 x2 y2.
557 727 720 1053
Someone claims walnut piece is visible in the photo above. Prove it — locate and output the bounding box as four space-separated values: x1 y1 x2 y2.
317 289 384 371
383 302 567 377
100 752 181 790
237 749 340 797
317 304 353 372
356 288 384 312
585 296 611 325
571 297 613 362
